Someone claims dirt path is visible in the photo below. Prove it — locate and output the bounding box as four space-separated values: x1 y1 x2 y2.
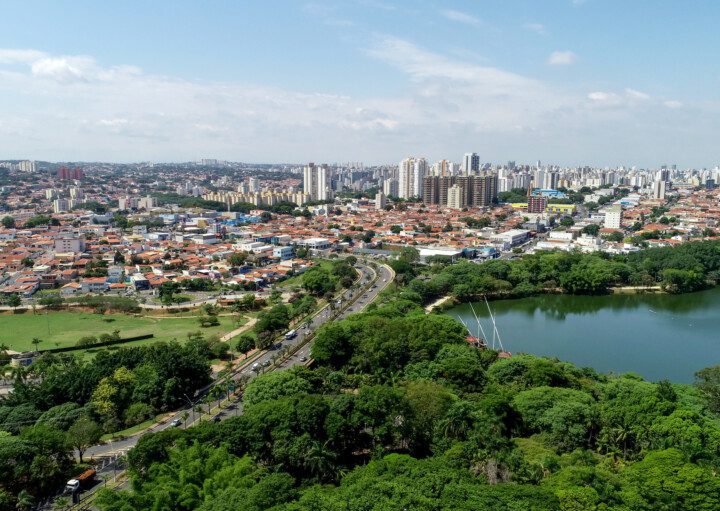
220 317 258 342
425 295 453 313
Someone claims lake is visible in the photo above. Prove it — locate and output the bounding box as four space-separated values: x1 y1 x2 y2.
446 287 720 383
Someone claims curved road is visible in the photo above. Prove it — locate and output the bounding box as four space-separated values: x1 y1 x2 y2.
83 261 393 462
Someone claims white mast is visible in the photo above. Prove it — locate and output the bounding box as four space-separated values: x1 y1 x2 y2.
484 295 505 352
469 302 489 347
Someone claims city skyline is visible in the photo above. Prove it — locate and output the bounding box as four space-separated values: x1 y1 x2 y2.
1 1 719 166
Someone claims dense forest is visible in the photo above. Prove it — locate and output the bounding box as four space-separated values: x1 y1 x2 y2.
93 282 720 510
0 336 222 509
394 239 720 301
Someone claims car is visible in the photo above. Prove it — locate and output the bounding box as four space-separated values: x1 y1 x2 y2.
300 356 307 362
170 418 182 428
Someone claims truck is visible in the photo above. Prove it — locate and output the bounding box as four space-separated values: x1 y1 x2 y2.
65 468 96 494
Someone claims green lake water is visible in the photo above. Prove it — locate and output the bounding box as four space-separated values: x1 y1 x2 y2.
446 287 720 382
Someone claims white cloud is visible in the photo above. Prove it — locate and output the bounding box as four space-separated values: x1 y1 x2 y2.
548 50 578 66
0 49 47 64
625 88 650 100
523 23 546 35
0 44 709 165
440 9 481 26
664 100 683 109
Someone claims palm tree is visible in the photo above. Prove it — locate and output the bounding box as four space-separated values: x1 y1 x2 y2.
304 441 337 482
31 337 42 352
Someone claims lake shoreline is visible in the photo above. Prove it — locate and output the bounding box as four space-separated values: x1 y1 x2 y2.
444 286 720 383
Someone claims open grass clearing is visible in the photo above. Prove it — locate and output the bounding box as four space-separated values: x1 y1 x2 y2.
0 310 244 352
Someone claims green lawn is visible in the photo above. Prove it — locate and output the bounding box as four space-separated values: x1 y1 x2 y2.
0 311 240 352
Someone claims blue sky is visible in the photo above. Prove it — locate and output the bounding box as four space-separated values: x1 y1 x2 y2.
1 0 719 166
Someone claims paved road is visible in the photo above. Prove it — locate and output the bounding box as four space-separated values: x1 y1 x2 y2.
82 261 393 462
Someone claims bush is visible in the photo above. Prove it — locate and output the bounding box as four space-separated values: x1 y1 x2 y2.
124 402 155 427
76 336 99 347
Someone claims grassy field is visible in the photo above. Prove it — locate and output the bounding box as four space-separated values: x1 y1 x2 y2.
0 311 242 352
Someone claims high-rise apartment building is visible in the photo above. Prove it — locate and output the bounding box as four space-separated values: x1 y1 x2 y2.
383 179 398 197
398 157 427 199
462 153 480 175
375 191 387 210
652 180 667 200
422 174 497 208
604 205 622 229
432 159 452 177
19 160 37 172
57 166 84 180
447 184 465 209
527 195 547 214
303 163 333 201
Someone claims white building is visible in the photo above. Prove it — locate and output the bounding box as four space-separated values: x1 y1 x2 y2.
19 160 37 172
462 153 480 175
54 237 85 253
303 163 332 201
398 157 427 199
118 196 139 210
375 191 387 210
447 184 465 209
138 195 158 210
652 180 667 200
383 179 398 198
491 229 530 247
604 205 622 229
52 199 69 213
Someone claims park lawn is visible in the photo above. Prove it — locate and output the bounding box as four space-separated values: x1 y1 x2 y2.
0 311 240 352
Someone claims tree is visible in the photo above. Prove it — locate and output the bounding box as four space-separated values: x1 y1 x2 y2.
6 294 21 309
560 216 575 227
228 252 247 267
30 337 42 352
581 224 600 236
243 370 312 406
695 365 720 413
1 216 14 229
159 281 180 305
399 246 420 263
67 417 102 463
235 334 256 357
302 267 335 296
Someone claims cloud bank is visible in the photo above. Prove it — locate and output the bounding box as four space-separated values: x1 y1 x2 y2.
0 41 706 166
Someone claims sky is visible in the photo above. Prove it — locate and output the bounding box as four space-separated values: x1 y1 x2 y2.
1 0 719 167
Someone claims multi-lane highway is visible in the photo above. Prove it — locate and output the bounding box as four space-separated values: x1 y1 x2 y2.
82 261 394 463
